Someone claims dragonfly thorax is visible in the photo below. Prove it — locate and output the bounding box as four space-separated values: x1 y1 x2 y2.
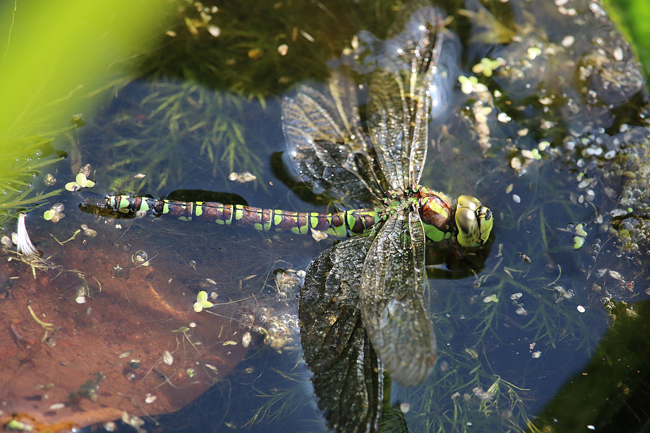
415 186 452 226
414 186 454 242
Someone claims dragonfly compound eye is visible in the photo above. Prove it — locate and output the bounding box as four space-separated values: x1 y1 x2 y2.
457 195 482 211
455 207 479 247
455 196 493 247
477 206 493 244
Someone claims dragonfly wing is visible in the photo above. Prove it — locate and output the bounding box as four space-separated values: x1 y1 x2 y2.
367 5 444 189
360 207 436 387
300 235 383 432
282 71 383 207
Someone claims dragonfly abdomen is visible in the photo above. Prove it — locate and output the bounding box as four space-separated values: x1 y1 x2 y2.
105 195 380 237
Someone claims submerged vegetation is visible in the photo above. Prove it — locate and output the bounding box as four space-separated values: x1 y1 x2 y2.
0 134 65 227
87 81 270 194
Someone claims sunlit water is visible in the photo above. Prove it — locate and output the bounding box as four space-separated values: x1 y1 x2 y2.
2 0 650 432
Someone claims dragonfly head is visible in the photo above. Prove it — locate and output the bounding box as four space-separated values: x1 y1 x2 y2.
455 195 493 247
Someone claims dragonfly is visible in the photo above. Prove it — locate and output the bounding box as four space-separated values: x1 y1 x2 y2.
82 3 492 394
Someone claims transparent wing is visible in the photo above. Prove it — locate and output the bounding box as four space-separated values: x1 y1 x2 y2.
282 71 384 208
359 207 436 387
300 235 383 432
368 5 444 190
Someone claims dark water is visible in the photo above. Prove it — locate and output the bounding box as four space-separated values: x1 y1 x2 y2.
3 0 650 432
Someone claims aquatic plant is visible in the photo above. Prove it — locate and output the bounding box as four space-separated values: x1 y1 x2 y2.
0 134 65 229
85 80 269 194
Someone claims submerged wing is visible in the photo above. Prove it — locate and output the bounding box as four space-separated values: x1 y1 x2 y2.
282 72 384 208
300 235 383 433
368 5 444 190
359 206 436 387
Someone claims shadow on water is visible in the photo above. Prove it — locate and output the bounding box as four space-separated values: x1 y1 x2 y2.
3 0 650 432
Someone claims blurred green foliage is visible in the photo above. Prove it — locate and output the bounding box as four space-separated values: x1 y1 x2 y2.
0 0 174 228
604 0 650 81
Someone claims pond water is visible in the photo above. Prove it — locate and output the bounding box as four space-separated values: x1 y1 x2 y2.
2 0 650 432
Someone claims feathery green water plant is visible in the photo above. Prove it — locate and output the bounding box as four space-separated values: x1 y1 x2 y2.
0 133 66 229
89 80 268 194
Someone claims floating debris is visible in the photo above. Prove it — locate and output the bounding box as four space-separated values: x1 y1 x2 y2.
521 149 541 160
163 350 173 366
228 171 257 183
497 112 511 123
27 305 54 331
510 157 522 171
81 224 97 237
472 57 501 77
242 331 252 348
575 224 588 237
5 419 34 432
15 213 38 257
552 286 574 303
44 203 65 223
65 172 95 191
121 412 145 433
274 269 303 301
248 48 262 60
131 250 148 264
608 270 625 281
573 236 585 249
75 286 88 304
311 228 328 241
193 291 214 312
483 294 499 303
207 25 220 37
44 173 56 186
561 35 575 48
458 75 478 94
473 386 495 401
300 30 315 42
118 350 132 359
526 46 542 60
518 252 532 263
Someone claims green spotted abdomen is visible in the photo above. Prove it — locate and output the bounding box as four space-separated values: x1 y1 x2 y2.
107 195 380 237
